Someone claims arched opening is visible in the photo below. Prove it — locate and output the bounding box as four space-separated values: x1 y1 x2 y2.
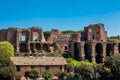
106 43 113 56
64 46 68 50
119 43 120 53
35 43 41 51
20 43 27 52
43 44 49 52
74 42 80 60
95 43 103 63
84 43 92 62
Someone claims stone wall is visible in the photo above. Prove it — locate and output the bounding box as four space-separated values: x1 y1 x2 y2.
17 65 65 77
0 23 119 63
84 23 108 41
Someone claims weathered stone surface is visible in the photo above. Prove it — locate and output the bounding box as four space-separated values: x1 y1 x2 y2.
0 24 119 63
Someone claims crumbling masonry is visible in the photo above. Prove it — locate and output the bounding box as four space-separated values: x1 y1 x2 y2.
0 23 119 63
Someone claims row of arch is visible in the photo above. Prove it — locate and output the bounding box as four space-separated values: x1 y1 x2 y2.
20 43 49 53
74 42 120 63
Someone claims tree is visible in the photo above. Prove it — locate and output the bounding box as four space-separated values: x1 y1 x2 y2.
65 58 94 80
109 36 118 39
109 35 120 43
0 41 14 58
78 61 94 80
62 30 76 34
0 58 16 80
42 70 53 80
25 69 39 79
95 64 112 80
109 38 120 43
57 71 67 80
51 50 62 57
77 30 83 33
65 58 80 73
62 30 83 34
104 55 120 80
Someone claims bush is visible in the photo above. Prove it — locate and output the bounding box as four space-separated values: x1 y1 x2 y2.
78 64 94 80
0 41 14 59
43 70 53 79
110 39 120 43
57 71 67 78
0 58 16 80
104 55 120 80
25 69 39 79
95 64 112 80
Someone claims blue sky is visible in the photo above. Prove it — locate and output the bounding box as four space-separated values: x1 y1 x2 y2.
0 0 120 36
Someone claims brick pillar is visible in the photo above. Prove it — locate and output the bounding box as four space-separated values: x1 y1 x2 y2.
27 30 31 53
113 43 119 55
80 42 85 60
102 43 107 62
71 42 74 58
91 42 96 63
41 43 43 50
27 43 30 53
16 29 20 54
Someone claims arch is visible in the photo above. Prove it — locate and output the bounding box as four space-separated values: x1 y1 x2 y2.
43 44 49 52
106 43 113 56
20 43 27 52
95 43 103 63
84 43 92 62
74 42 80 60
35 43 41 51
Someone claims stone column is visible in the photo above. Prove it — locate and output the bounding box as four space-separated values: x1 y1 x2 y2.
38 30 42 42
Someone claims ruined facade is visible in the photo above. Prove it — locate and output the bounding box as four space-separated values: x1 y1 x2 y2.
0 23 119 63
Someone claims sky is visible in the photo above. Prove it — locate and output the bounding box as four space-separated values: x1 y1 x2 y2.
0 0 120 36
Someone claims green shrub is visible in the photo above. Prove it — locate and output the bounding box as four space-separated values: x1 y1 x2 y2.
0 41 14 58
0 58 16 80
43 70 53 79
104 55 120 80
78 64 94 80
25 69 39 79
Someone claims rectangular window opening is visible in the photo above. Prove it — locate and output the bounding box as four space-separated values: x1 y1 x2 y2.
46 66 49 70
21 35 26 41
16 66 20 72
33 36 38 41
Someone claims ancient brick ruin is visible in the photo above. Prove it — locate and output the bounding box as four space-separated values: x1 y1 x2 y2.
0 23 119 63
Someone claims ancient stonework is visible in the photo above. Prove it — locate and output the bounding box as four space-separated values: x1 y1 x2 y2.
0 23 119 63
